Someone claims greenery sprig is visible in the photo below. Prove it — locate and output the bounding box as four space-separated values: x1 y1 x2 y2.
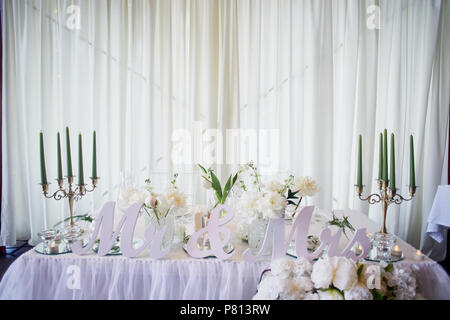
327 213 355 239
198 164 239 207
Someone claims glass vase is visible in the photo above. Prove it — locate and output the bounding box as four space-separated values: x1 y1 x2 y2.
248 217 272 255
144 207 175 250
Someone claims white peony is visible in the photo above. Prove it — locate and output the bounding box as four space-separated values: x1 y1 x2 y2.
292 176 319 197
318 288 344 300
120 187 148 205
254 275 289 300
266 180 284 193
165 187 187 208
344 283 373 300
332 257 358 291
311 258 334 289
257 191 287 219
238 191 263 218
270 258 294 279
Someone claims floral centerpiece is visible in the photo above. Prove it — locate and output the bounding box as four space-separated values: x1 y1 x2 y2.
119 173 187 249
236 162 319 252
253 257 419 300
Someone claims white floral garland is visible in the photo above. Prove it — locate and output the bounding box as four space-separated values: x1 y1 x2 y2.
253 257 420 300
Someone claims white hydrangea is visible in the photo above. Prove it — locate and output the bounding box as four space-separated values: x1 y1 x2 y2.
344 283 373 300
292 257 313 277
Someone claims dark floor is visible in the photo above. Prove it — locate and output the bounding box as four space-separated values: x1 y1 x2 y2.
0 241 33 282
0 242 450 283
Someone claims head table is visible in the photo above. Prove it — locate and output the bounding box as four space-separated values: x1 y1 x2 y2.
1 209 449 300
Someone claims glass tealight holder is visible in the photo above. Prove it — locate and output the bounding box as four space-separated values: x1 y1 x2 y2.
372 232 396 261
61 224 84 251
37 229 59 254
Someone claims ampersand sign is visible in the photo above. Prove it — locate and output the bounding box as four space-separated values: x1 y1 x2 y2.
185 204 235 260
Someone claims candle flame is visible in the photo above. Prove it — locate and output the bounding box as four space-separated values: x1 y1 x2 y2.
416 250 422 255
393 245 400 251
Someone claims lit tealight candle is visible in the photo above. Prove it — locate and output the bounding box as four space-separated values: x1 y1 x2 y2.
414 250 424 261
355 245 363 255
391 245 402 258
49 242 59 254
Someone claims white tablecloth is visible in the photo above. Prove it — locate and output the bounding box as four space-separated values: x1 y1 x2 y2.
427 185 450 243
1 209 450 300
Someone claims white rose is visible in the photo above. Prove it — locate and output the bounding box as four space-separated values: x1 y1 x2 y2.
318 288 344 300
293 176 319 197
145 196 158 208
332 257 358 291
311 258 334 289
344 283 373 300
270 258 294 279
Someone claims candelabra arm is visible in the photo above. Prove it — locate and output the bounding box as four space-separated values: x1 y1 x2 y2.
358 193 382 204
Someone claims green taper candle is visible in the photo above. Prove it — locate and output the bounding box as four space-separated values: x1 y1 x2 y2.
410 135 416 187
383 129 388 182
389 133 396 190
57 132 63 181
39 132 48 185
92 131 97 179
378 132 383 180
78 134 84 185
66 127 73 177
357 135 363 187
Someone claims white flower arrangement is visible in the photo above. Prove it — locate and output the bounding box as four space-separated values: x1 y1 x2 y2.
237 162 320 221
253 257 418 300
119 174 187 224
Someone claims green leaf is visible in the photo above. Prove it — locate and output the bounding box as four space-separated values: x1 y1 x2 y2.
232 172 239 187
385 262 394 273
197 163 208 174
357 264 364 277
222 175 232 204
287 189 299 200
209 171 223 201
371 289 385 300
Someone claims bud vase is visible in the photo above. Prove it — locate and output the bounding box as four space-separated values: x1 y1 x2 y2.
144 207 175 250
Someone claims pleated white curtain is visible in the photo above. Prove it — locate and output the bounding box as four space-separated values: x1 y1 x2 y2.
2 0 449 259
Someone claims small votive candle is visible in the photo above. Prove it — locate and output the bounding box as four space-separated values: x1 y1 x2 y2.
49 241 59 254
355 245 363 255
414 250 424 261
391 245 402 258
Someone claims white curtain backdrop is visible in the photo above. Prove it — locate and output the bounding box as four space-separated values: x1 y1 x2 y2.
2 0 449 259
